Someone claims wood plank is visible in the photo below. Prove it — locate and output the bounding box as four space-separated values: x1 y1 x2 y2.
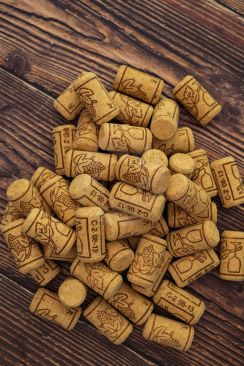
214 0 244 16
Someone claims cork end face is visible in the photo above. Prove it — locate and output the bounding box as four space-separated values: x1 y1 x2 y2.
169 153 195 175
7 179 31 202
98 123 110 150
58 277 87 307
173 75 194 95
103 273 123 300
109 248 134 272
190 301 206 325
142 149 168 167
145 128 153 151
165 174 189 201
200 104 222 126
136 302 154 326
204 220 220 247
113 322 134 345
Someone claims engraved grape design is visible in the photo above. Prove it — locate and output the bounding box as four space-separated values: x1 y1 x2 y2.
119 94 143 125
110 293 136 320
122 157 149 189
85 263 112 292
7 233 32 264
121 79 148 102
76 87 97 118
97 306 124 337
73 154 105 178
131 244 162 275
1 204 22 225
50 180 78 221
151 326 181 349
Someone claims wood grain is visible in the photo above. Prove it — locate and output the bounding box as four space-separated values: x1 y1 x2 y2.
0 0 243 365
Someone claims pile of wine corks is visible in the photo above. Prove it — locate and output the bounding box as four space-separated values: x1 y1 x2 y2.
1 66 244 352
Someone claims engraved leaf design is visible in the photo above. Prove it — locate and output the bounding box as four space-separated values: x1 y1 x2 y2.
152 326 181 349
78 88 96 105
35 221 56 250
111 293 135 320
97 307 124 336
7 233 32 263
132 245 161 275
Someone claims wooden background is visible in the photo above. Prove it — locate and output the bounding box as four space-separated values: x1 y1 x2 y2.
0 1 243 365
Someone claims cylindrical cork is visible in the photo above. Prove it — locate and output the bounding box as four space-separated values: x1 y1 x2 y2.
71 258 123 299
165 174 211 220
69 174 110 212
73 72 119 125
188 149 218 198
58 277 87 307
142 149 168 167
113 65 164 105
31 167 57 191
73 110 98 152
29 260 61 286
153 280 205 325
168 249 220 287
53 72 85 120
107 282 153 325
150 98 179 140
127 234 167 288
30 288 82 330
127 236 141 251
110 182 166 222
211 157 244 208
166 220 220 257
132 250 173 297
2 219 45 273
98 123 152 155
40 176 79 227
43 244 77 262
76 207 105 262
147 216 169 237
167 202 217 229
104 211 153 241
7 179 49 217
0 202 22 229
109 91 153 127
84 297 133 344
219 231 244 281
65 150 117 182
169 153 195 178
22 208 76 256
53 124 76 176
153 127 195 156
142 314 194 351
116 155 170 194
173 75 221 126
104 240 134 272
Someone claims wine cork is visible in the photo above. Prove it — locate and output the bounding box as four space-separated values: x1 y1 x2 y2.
30 288 82 330
109 91 153 127
142 314 194 351
53 125 76 176
219 231 244 281
69 174 110 212
169 153 195 178
167 202 218 229
116 154 170 194
71 258 123 299
104 211 153 241
142 149 168 167
154 280 205 325
110 182 166 222
173 75 221 126
168 249 220 287
76 207 105 262
58 277 87 307
127 234 167 288
132 251 173 297
127 236 141 251
64 150 117 182
0 202 22 229
73 72 119 125
153 127 195 156
98 123 152 155
165 174 211 221
31 167 57 191
73 110 98 151
84 297 133 344
211 157 244 208
147 216 169 237
40 176 79 227
7 179 49 217
43 244 77 262
188 149 218 198
113 65 164 105
104 240 134 272
167 220 220 257
107 282 153 325
29 260 61 286
151 98 179 140
22 208 76 256
2 219 45 273
53 73 85 120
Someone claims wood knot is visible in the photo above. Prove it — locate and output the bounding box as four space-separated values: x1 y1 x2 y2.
5 51 31 76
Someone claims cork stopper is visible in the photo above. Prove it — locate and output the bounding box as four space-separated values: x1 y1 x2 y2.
165 174 189 201
105 240 134 272
150 98 179 140
29 260 61 286
169 153 195 176
142 149 168 167
58 277 87 307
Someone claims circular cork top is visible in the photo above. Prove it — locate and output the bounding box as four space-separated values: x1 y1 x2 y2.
203 220 220 247
165 174 189 201
108 243 134 272
69 174 92 199
173 75 194 95
58 277 87 307
169 153 195 175
98 123 111 150
142 149 168 167
7 179 32 202
210 156 235 168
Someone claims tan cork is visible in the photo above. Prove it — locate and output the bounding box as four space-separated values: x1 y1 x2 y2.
150 98 179 140
142 149 168 167
73 110 98 152
52 125 76 176
104 240 134 272
153 127 195 156
58 277 87 307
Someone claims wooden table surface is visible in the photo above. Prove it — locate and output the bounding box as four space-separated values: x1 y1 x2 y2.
0 1 243 365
